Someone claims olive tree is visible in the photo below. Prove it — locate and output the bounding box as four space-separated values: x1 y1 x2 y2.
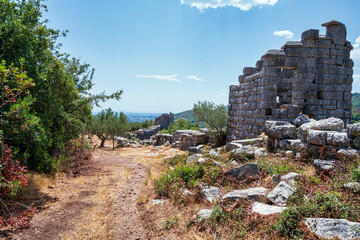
193 101 228 146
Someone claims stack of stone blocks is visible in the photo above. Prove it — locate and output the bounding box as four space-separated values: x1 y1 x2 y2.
152 130 208 151
227 20 353 142
264 116 360 167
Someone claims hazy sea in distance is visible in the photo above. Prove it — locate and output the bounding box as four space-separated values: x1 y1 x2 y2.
92 112 162 122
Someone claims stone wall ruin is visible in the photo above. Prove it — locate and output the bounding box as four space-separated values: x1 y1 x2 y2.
227 20 354 141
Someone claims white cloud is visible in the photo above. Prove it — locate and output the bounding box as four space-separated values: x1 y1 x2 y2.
185 75 207 82
351 36 360 60
273 30 294 39
180 0 279 11
351 36 360 92
136 74 181 82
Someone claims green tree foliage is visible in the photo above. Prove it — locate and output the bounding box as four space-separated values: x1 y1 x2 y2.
352 93 360 122
159 118 199 134
0 62 32 197
89 109 130 150
0 0 122 172
193 101 228 146
129 119 154 131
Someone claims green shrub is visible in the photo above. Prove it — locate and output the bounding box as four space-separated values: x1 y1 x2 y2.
155 164 205 197
159 118 199 134
164 154 188 166
352 167 360 182
257 158 295 175
274 191 360 238
162 215 179 230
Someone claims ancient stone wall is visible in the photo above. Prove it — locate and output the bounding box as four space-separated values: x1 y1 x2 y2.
228 20 354 141
155 113 174 130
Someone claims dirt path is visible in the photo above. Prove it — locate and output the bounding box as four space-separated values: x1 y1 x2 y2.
8 143 184 240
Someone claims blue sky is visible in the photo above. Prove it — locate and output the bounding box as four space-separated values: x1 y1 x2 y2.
44 0 360 113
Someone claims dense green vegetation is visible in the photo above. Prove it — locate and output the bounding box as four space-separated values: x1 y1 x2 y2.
159 118 199 134
129 119 154 131
193 101 228 146
352 93 360 122
0 0 122 173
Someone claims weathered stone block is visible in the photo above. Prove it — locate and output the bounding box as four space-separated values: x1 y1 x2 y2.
265 121 297 139
322 20 347 45
307 130 327 145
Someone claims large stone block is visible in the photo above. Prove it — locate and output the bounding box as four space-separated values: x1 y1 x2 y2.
265 121 297 139
322 20 347 45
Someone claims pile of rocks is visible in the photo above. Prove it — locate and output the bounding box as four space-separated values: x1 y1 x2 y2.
152 129 209 151
132 113 174 140
265 116 359 164
133 125 161 140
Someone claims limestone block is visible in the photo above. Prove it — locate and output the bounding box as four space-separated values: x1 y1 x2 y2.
265 121 297 139
301 29 319 41
330 48 349 57
267 181 295 206
309 48 330 58
304 218 360 240
322 20 347 45
326 131 348 146
315 39 335 48
346 123 360 137
307 130 327 145
304 105 323 115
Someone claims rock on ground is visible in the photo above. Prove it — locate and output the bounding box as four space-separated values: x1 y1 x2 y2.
252 202 287 215
304 218 360 240
225 142 243 151
209 149 220 157
314 159 338 172
186 154 202 164
281 172 301 181
267 181 295 206
195 209 213 222
337 149 358 160
225 163 260 180
231 145 255 160
255 148 267 157
343 182 360 193
201 186 222 202
222 187 269 203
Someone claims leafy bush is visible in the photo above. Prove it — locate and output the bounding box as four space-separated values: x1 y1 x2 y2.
159 118 199 134
155 164 205 197
257 158 295 175
352 167 360 182
0 145 28 197
164 154 188 166
274 191 360 238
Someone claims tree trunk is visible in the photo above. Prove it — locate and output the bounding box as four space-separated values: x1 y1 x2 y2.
100 137 105 148
112 139 115 150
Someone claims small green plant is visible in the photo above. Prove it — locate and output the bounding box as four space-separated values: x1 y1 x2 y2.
352 167 360 182
155 164 205 197
162 215 179 230
257 158 294 175
164 154 188 166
